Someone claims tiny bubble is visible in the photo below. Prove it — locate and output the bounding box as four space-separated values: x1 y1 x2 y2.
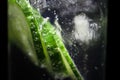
101 63 104 67
28 52 32 56
43 74 46 77
48 8 51 11
54 12 56 15
94 66 98 70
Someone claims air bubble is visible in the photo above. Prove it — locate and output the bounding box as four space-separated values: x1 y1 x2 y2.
48 8 51 11
43 74 46 77
30 26 34 29
72 30 74 33
73 44 76 47
51 31 56 35
32 31 35 34
94 66 98 70
37 8 40 12
83 67 87 70
34 37 38 41
28 52 32 56
54 48 60 53
54 12 56 15
27 16 34 20
55 15 59 20
42 33 46 37
102 45 104 48
58 62 62 65
39 25 43 30
41 64 45 68
66 28 69 31
98 25 101 28
52 63 55 66
100 2 103 5
44 40 47 43
101 63 104 67
47 46 50 50
35 32 37 34
84 54 88 60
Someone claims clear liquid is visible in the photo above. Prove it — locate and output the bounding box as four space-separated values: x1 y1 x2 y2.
29 0 107 80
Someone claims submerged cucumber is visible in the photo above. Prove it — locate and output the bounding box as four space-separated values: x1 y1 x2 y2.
8 0 84 79
8 0 39 65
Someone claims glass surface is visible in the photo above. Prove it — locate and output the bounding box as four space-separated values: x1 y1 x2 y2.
8 0 107 80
